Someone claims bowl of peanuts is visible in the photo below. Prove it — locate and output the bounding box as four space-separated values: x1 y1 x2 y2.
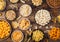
0 19 11 41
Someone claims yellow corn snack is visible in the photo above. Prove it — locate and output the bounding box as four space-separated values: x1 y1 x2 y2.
32 30 44 41
0 0 6 10
0 20 11 39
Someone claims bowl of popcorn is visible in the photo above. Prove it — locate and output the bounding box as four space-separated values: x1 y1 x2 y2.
35 9 51 26
0 19 11 41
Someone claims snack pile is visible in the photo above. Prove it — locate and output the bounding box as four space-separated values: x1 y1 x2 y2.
46 0 60 8
32 0 42 6
35 9 51 26
11 30 24 42
32 30 44 41
0 0 6 11
0 20 11 39
19 18 30 30
19 4 32 17
48 27 60 40
6 10 16 21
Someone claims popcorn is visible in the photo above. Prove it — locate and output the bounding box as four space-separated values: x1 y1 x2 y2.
35 9 51 26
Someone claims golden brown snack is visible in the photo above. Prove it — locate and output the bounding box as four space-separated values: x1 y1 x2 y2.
46 0 60 8
19 18 30 30
32 0 42 6
11 30 24 42
48 27 60 40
